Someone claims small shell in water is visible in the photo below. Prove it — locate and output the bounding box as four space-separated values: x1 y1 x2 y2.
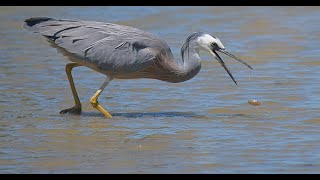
248 99 261 106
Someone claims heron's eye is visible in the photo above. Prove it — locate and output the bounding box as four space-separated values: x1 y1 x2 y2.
211 42 218 48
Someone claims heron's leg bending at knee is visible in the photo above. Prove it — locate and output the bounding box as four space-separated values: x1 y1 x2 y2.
60 62 83 115
90 76 113 118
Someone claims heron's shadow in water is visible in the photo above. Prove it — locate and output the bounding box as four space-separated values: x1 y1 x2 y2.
79 111 253 119
81 111 206 118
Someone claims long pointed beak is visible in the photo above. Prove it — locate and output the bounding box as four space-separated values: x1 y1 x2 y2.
212 51 238 85
217 49 253 69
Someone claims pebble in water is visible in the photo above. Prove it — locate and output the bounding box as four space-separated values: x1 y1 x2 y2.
248 99 261 106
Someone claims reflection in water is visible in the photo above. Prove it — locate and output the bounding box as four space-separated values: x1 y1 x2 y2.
85 111 202 118
1 6 320 173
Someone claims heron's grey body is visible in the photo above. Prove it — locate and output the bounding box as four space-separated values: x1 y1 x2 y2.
23 17 252 118
23 17 201 83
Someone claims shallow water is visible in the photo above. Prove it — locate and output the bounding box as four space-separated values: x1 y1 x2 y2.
1 6 320 173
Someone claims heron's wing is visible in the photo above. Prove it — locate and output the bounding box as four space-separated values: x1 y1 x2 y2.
23 17 165 73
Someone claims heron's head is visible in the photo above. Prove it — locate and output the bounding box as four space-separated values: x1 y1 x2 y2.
191 33 253 85
197 34 225 52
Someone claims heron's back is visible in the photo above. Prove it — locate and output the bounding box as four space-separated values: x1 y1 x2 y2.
23 17 174 76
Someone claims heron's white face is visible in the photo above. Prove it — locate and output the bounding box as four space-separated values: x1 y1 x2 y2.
194 33 252 85
196 34 225 53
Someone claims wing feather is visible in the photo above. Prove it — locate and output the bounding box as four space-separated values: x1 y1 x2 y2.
23 17 171 73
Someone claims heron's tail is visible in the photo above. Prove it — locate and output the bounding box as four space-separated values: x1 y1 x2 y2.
23 17 54 31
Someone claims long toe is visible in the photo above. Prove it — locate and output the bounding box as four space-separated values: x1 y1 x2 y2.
60 106 82 115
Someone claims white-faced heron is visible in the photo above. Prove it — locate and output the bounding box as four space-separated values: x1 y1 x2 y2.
23 17 252 118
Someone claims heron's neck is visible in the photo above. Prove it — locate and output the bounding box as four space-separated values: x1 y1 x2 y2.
181 48 201 73
170 48 201 83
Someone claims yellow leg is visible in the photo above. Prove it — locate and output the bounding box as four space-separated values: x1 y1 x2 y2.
89 77 113 118
60 62 83 115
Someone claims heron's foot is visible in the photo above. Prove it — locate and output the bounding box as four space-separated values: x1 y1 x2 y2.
90 98 112 118
60 105 82 115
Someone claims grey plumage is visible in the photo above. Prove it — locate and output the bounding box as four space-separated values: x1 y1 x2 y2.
24 17 168 74
181 32 205 62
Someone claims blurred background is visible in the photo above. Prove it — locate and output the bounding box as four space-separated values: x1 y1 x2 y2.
0 6 319 173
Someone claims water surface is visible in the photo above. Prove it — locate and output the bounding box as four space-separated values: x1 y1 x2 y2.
1 6 320 173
